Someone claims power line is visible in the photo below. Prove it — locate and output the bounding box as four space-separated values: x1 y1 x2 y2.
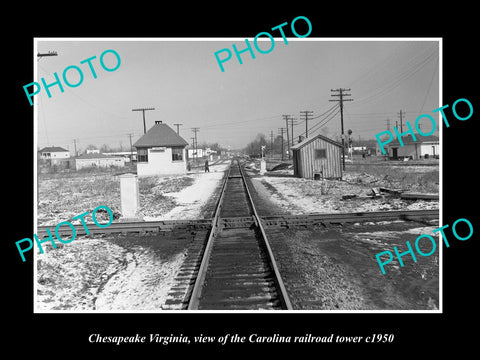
294 104 339 140
352 48 438 107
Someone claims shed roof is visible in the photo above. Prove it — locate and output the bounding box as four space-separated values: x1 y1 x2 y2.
133 122 188 148
39 146 69 153
291 133 342 150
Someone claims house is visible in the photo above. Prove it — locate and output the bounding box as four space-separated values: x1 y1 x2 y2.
38 146 70 162
133 121 189 176
75 153 126 170
291 134 343 180
86 148 100 154
377 135 440 159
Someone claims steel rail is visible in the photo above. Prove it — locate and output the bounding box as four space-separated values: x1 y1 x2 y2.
187 162 232 310
238 160 293 310
261 209 439 227
35 219 212 237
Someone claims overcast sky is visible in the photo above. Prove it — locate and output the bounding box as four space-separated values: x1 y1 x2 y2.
34 38 440 152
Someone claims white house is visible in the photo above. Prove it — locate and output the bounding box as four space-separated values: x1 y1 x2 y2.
133 121 188 177
39 146 70 160
377 135 440 159
38 146 70 166
75 153 126 170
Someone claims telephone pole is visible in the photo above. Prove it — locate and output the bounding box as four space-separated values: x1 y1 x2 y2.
278 127 286 161
329 88 353 171
289 117 298 148
191 127 200 164
73 139 78 157
398 110 405 133
132 107 155 134
173 123 183 135
300 110 314 138
270 130 274 158
127 133 134 162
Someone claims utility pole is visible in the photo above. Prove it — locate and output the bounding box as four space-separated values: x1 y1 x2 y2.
278 128 285 161
173 123 183 135
270 130 274 158
398 110 405 133
73 139 78 157
289 117 298 149
132 107 155 134
329 88 353 171
300 110 314 138
127 133 133 162
191 127 200 165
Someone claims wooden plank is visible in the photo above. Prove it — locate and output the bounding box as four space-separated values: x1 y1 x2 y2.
400 192 439 200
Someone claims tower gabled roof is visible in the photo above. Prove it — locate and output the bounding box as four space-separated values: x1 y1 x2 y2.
133 122 188 148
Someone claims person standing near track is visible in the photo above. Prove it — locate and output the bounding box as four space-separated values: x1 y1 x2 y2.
204 159 210 172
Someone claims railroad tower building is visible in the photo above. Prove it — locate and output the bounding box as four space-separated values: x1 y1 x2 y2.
133 121 189 177
291 134 343 180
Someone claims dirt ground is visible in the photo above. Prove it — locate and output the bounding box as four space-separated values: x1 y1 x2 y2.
247 163 440 310
268 221 439 310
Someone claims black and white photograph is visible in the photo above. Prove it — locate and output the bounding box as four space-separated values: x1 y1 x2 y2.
7 7 478 354
32 38 441 312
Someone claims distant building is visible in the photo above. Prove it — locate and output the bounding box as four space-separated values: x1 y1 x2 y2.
102 151 137 162
75 153 125 170
187 148 205 158
86 148 100 154
38 146 70 166
187 147 217 159
377 135 440 159
291 134 343 180
133 121 188 176
39 146 70 160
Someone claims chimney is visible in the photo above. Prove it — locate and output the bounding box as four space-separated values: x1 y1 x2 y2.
155 121 162 124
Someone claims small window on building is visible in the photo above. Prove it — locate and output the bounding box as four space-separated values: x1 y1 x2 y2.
315 149 327 159
138 148 148 163
172 147 183 161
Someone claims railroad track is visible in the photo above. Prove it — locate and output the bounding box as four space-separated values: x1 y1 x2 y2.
36 159 439 311
186 159 292 310
36 219 211 237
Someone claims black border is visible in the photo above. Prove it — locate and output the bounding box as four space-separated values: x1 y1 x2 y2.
7 5 478 355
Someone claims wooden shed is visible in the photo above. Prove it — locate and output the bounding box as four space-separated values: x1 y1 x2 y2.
291 134 343 180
